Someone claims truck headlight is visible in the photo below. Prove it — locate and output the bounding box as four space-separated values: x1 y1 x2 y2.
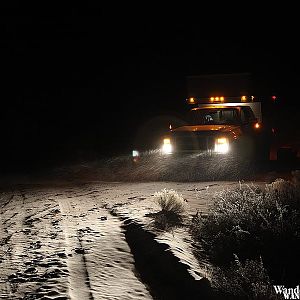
215 137 229 154
162 138 173 154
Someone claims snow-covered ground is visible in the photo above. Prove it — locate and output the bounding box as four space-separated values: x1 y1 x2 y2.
0 180 266 299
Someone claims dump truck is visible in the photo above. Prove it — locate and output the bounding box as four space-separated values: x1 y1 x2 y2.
162 73 273 160
132 73 290 162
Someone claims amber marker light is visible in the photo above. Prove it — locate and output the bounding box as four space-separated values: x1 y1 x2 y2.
188 97 195 104
254 122 260 129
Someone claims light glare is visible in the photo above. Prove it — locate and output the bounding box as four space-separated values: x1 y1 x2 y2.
132 150 139 157
162 143 173 154
215 138 229 154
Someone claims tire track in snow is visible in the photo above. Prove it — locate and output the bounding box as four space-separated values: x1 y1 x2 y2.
1 189 69 299
57 187 152 300
0 193 14 209
58 198 94 300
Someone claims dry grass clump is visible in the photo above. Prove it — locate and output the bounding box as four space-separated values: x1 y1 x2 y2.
154 188 186 215
150 188 187 230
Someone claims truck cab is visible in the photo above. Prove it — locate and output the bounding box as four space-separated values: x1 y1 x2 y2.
132 73 278 162
161 96 271 161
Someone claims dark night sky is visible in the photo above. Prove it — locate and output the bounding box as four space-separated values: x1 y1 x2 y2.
1 5 299 171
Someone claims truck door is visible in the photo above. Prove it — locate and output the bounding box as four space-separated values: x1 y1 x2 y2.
240 106 257 134
241 106 271 161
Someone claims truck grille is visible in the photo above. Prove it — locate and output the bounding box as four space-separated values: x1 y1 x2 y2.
172 132 216 152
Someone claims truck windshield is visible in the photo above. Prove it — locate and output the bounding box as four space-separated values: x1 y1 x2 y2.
188 108 240 125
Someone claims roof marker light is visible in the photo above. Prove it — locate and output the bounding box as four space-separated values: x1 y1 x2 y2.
187 97 196 104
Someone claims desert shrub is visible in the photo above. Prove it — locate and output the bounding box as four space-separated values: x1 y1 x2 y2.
212 255 279 300
190 172 300 284
154 188 186 214
151 188 187 230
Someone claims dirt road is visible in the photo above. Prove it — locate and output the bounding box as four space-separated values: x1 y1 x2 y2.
0 180 265 299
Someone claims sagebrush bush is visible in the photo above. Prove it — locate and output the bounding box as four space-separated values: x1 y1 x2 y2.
190 173 300 284
212 255 279 300
154 188 186 215
152 188 187 230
